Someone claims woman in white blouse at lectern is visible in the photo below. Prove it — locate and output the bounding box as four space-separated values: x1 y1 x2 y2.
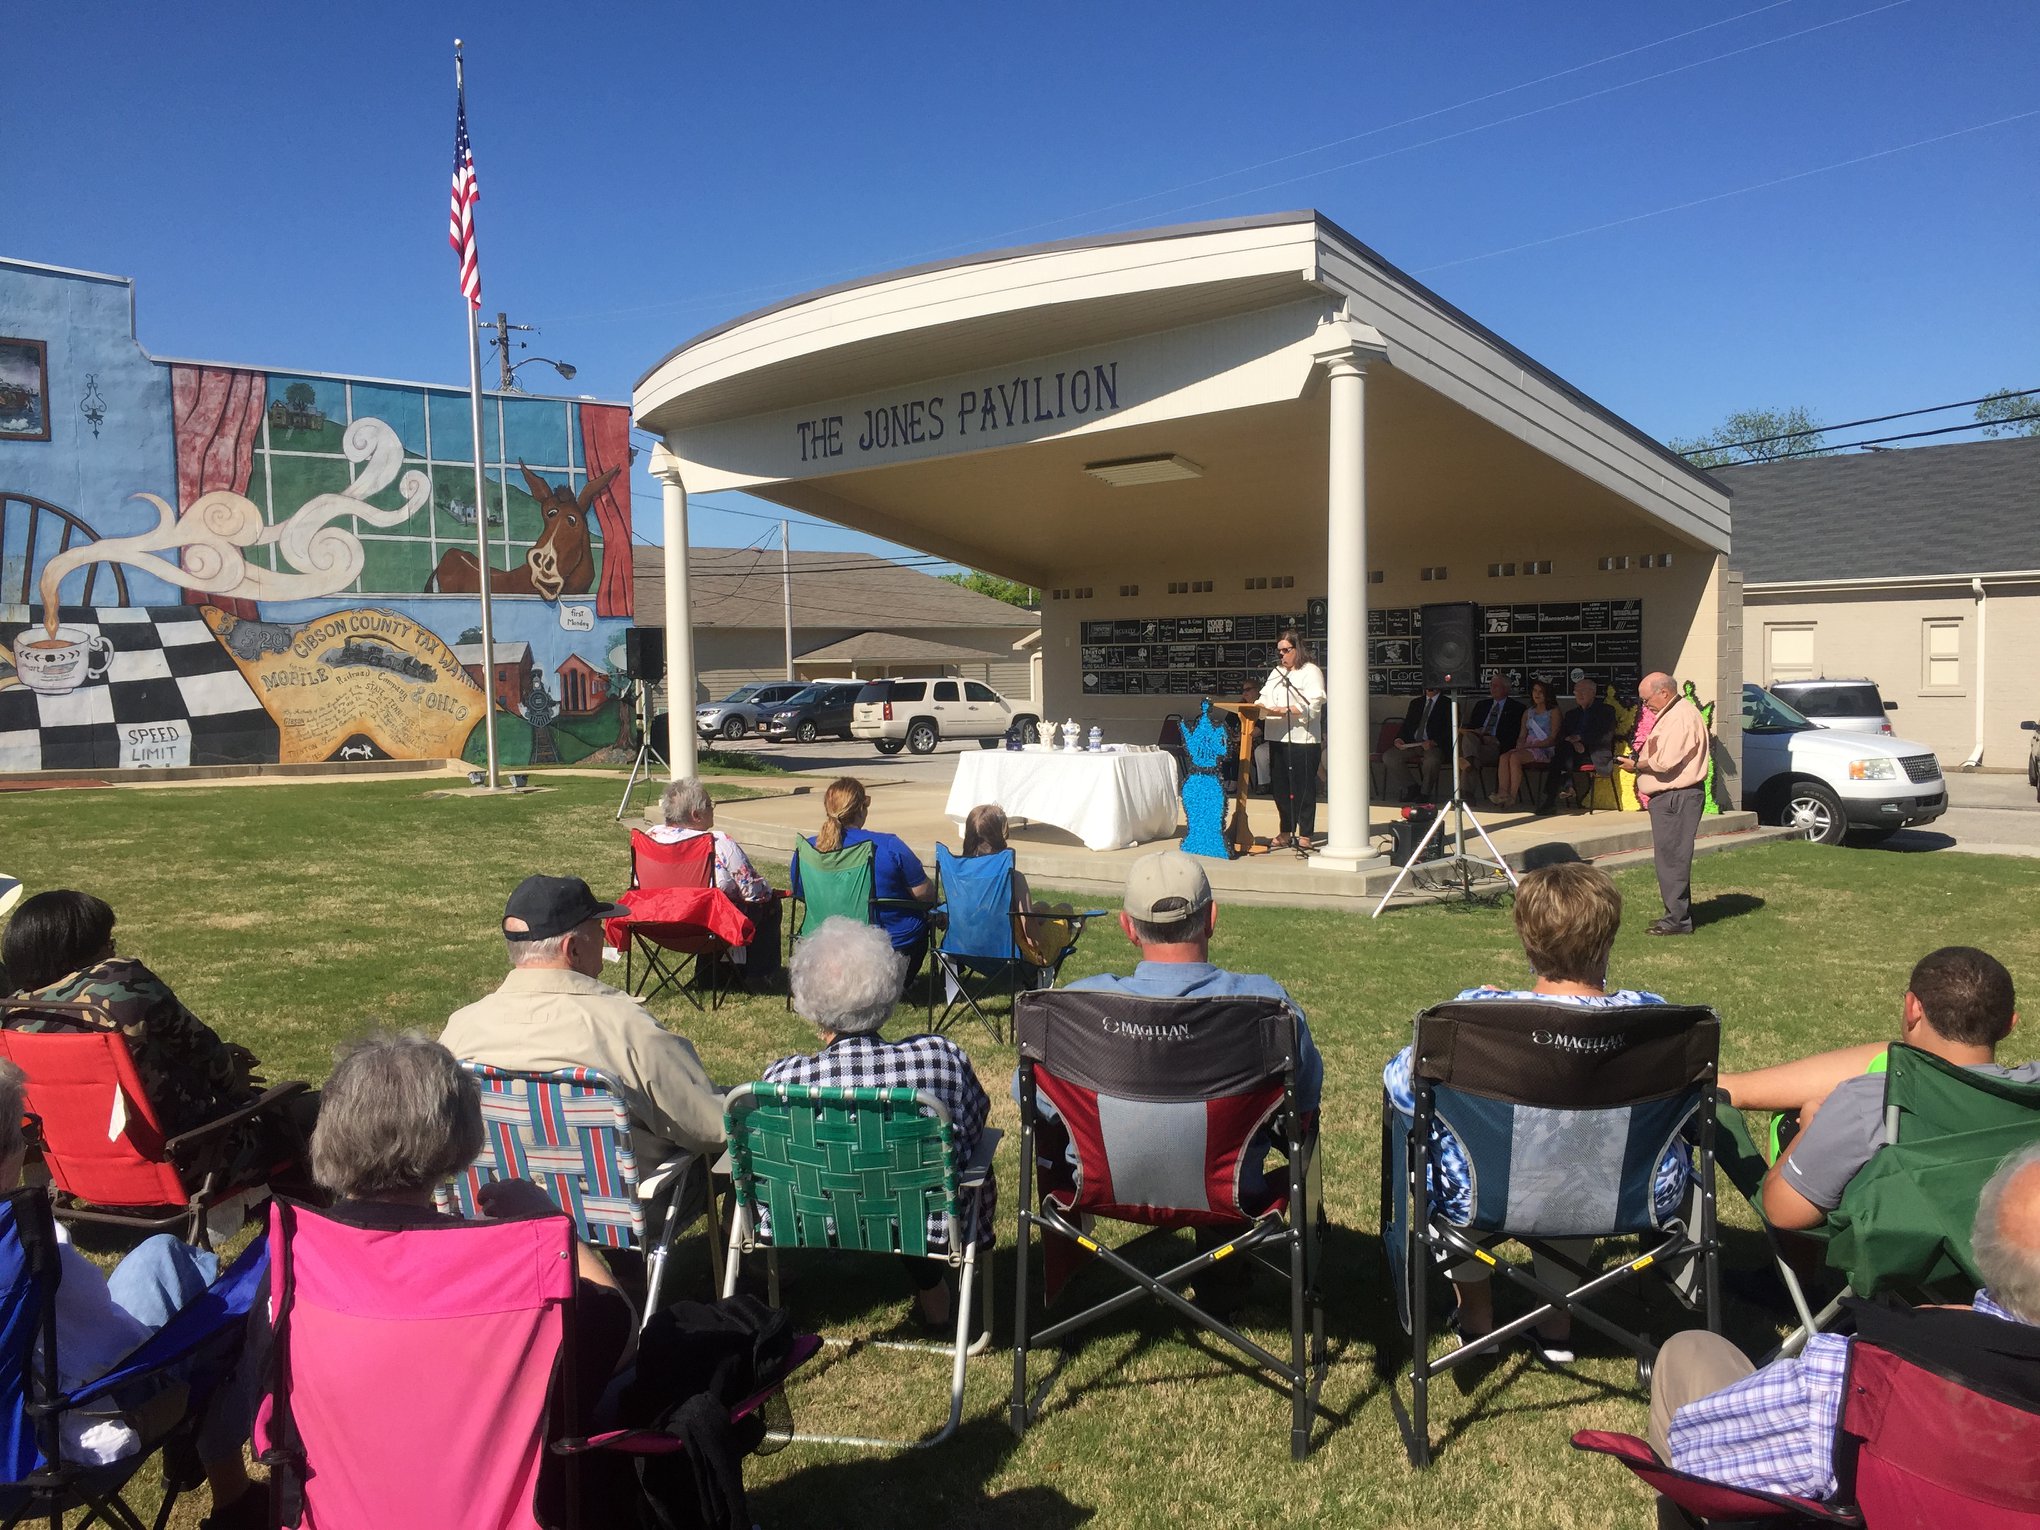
1260 630 1326 854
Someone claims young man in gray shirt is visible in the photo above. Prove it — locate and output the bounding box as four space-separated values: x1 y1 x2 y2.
1720 946 2033 1230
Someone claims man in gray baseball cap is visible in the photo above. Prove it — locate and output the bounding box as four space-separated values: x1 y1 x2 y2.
1055 850 1324 1309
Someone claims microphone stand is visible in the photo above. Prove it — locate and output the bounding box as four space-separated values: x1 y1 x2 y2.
1371 690 1519 915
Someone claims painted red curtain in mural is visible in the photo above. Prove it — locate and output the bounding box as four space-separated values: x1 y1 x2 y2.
170 366 266 620
579 404 634 619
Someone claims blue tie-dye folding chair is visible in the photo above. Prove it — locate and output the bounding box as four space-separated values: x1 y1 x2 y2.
0 1183 268 1530
928 846 1100 1043
435 1065 720 1330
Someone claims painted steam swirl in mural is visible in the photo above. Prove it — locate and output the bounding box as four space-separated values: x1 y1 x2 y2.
36 418 429 635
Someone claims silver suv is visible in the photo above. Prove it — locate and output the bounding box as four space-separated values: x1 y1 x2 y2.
694 682 807 741
850 678 1038 755
1767 677 1896 737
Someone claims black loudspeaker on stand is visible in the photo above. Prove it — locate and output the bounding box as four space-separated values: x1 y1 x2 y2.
1420 601 1481 691
625 626 666 685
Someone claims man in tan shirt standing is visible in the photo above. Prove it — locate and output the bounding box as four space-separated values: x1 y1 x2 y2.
441 875 727 1192
1630 673 1713 936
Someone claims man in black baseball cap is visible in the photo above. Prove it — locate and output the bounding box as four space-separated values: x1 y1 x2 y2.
441 873 726 1192
500 875 630 947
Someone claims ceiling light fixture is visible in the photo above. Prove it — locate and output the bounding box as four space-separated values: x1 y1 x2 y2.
1082 453 1204 487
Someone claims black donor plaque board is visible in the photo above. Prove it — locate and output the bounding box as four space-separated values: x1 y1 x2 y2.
1080 607 1326 700
1451 599 1642 697
1077 599 1643 699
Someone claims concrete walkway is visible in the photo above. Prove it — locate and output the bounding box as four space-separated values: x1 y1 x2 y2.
708 779 1788 911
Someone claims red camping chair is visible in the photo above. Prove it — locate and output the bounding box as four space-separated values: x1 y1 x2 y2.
1369 718 1403 795
255 1198 819 1530
605 887 754 1010
630 829 715 892
0 1016 309 1248
1574 1308 2040 1527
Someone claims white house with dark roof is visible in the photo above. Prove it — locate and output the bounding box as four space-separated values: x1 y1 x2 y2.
1724 435 2040 768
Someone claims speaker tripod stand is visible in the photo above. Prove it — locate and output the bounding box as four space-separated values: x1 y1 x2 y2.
615 680 668 822
1371 692 1519 916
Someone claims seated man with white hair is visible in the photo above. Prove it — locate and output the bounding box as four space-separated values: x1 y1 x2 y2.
1650 1141 2040 1501
760 917 993 1328
647 776 783 990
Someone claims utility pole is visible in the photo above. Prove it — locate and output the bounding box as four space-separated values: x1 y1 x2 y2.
781 519 795 681
488 310 535 390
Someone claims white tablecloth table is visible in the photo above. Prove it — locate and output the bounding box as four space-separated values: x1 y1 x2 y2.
944 748 1181 851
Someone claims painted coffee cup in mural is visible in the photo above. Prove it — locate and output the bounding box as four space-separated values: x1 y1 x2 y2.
10 627 115 695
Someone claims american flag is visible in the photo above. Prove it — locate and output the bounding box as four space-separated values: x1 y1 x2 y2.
449 87 481 308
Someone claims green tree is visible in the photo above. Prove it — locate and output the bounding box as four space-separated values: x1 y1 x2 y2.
284 381 317 412
939 569 1036 608
1973 388 2040 438
1668 405 1832 467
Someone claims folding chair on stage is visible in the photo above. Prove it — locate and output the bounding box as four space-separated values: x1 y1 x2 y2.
1718 1042 2040 1357
1010 990 1328 1460
927 846 1101 1043
0 1019 309 1249
1383 999 1722 1466
435 1064 723 1329
604 886 754 1010
720 1082 998 1449
1574 1296 2040 1527
0 1185 268 1530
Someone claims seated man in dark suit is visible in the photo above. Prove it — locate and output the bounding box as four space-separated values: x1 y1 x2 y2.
1457 674 1524 793
1541 678 1617 811
1381 688 1453 802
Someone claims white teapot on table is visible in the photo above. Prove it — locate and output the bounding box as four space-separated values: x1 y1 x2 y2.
1039 720 1058 750
1063 718 1081 750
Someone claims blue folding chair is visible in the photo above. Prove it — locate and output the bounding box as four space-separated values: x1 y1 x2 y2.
434 1064 722 1330
928 846 1101 1043
0 1185 268 1530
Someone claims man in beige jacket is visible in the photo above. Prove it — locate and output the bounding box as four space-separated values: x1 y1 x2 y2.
1630 673 1713 936
440 875 727 1190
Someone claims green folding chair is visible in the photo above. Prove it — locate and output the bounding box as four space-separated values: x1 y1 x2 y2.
789 839 876 942
720 1082 998 1449
1719 1042 2040 1355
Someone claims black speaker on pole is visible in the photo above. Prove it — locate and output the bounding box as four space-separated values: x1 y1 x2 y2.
625 626 666 685
1420 602 1483 691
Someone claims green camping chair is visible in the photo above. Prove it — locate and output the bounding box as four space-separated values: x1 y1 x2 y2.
790 839 877 943
1720 1042 2040 1355
720 1082 998 1449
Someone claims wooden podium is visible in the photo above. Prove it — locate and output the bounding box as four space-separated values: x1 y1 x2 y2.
1210 700 1264 856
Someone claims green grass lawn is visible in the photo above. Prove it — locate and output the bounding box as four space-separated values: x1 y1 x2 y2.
6 778 2038 1528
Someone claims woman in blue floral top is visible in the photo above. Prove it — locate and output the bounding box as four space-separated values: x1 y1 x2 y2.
1383 860 1688 1362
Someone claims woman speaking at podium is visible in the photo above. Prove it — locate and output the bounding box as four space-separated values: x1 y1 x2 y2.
1260 630 1326 852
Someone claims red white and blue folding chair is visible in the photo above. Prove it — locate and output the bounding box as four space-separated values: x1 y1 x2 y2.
436 1065 721 1328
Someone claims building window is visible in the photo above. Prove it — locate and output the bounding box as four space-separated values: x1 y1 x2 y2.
1765 623 1816 684
1922 618 1964 693
1419 565 1448 582
1119 584 1139 597
1369 570 1384 585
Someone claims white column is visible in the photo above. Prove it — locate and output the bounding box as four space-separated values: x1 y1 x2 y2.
1312 321 1389 872
650 445 698 780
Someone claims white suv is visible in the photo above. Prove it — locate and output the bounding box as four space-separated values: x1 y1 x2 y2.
850 678 1039 755
1766 677 1897 737
1740 684 1946 845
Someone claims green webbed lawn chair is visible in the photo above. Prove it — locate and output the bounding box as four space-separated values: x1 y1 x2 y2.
1720 1042 2040 1355
720 1082 998 1449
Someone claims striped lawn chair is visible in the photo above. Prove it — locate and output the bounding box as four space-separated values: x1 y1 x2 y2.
436 1065 720 1329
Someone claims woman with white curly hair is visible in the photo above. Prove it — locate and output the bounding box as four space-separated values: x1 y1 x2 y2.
760 917 992 1326
648 776 783 989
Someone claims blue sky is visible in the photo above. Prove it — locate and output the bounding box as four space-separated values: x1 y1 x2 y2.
14 2 2037 561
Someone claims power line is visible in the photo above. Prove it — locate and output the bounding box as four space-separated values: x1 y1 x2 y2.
1758 412 2040 460
536 1 1871 330
1676 387 2040 455
1418 108 2040 274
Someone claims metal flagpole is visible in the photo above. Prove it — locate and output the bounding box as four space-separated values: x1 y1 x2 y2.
455 41 500 789
781 519 794 680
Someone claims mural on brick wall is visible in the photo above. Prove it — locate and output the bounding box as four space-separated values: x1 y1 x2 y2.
0 264 634 771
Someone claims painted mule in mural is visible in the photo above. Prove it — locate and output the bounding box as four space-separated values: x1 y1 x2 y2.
427 461 619 603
